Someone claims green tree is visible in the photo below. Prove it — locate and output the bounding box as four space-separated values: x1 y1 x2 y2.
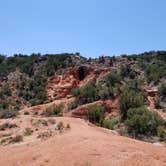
125 107 165 136
86 105 105 125
72 80 99 105
118 88 145 120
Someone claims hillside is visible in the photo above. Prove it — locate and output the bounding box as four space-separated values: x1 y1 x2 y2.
0 117 166 166
0 51 166 165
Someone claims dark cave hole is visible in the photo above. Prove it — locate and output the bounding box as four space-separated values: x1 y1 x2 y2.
78 67 86 81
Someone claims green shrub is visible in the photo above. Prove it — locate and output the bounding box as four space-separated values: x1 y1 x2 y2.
86 105 105 125
0 84 11 97
66 123 71 129
0 109 18 119
157 126 166 141
118 88 145 120
0 123 17 131
97 71 121 99
24 111 30 115
145 63 166 84
72 80 99 105
154 97 161 109
67 102 78 111
57 121 64 133
24 128 33 136
102 118 119 130
10 135 23 143
159 83 166 98
43 103 64 117
104 71 121 87
125 107 165 135
120 65 137 79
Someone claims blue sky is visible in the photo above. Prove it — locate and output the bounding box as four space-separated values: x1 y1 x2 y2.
0 0 166 57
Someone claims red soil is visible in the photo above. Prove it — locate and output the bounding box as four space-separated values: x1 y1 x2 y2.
0 117 165 166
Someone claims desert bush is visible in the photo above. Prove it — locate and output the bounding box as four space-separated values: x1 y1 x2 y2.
32 119 48 127
154 97 161 109
159 83 166 98
0 123 17 131
102 118 120 130
72 80 99 105
48 118 56 124
0 109 18 119
37 131 52 140
104 71 121 87
118 87 145 120
157 126 166 141
86 105 105 125
125 107 165 136
66 123 71 129
0 84 11 97
57 121 64 131
0 137 13 145
97 71 121 99
145 63 166 84
120 65 137 79
24 128 33 136
24 111 30 115
10 135 23 143
43 103 64 117
67 102 78 111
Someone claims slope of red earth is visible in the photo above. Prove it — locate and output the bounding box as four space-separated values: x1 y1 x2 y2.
68 98 119 119
46 66 110 100
0 117 166 166
20 98 75 116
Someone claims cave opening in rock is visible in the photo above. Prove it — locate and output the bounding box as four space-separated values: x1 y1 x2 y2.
78 67 86 81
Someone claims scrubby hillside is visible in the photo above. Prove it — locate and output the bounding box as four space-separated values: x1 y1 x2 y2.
0 51 166 166
0 51 166 143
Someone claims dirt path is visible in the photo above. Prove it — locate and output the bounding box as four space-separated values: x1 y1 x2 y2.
0 117 165 166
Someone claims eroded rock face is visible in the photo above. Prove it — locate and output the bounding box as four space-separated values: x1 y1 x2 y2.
46 65 111 100
46 70 78 99
46 66 92 99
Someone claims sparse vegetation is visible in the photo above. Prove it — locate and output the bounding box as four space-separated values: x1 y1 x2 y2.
24 128 33 136
86 105 105 125
0 51 165 143
157 126 166 141
32 119 48 127
72 80 99 106
98 71 121 99
102 118 120 130
66 123 71 129
10 135 23 143
48 118 56 124
0 109 18 119
118 87 145 120
43 103 64 117
159 83 166 98
0 53 75 109
37 131 52 140
24 111 30 115
57 121 64 132
0 123 17 131
154 97 161 109
125 107 165 136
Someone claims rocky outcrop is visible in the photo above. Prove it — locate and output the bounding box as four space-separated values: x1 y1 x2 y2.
46 65 111 100
144 86 158 97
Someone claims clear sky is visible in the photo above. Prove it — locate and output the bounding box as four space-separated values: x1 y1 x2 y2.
0 0 166 57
